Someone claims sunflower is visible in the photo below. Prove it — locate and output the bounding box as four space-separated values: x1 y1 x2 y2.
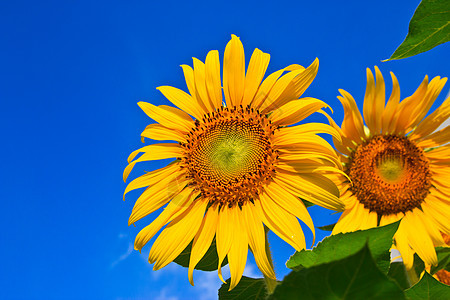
123 35 343 290
329 66 449 270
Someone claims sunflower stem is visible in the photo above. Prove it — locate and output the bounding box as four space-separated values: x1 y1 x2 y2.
263 230 278 294
406 266 419 286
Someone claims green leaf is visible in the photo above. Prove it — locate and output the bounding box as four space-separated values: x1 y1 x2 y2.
270 245 406 300
430 246 450 274
219 276 268 300
388 262 411 290
386 0 450 60
405 272 450 300
286 221 400 274
317 223 336 231
173 238 228 271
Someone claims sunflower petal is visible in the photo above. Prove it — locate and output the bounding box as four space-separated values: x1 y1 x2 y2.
205 50 223 109
270 97 330 126
257 191 305 251
188 204 219 286
242 202 275 280
134 188 199 251
123 143 182 182
141 124 187 143
227 207 248 290
193 57 215 112
180 64 209 116
138 102 194 132
265 182 315 244
128 174 189 225
216 205 232 283
223 35 245 107
157 86 204 120
242 49 270 106
150 198 208 270
401 209 438 266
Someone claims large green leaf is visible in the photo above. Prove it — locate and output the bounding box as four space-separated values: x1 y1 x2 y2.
219 276 268 300
270 245 406 300
388 262 411 290
430 246 450 274
405 272 450 299
386 0 450 60
173 238 228 271
286 222 399 274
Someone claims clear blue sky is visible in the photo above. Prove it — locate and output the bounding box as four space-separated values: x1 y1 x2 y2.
0 1 448 299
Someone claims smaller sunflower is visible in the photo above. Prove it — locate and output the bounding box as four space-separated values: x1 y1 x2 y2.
329 66 449 269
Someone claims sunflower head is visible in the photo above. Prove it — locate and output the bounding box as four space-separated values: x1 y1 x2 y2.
124 34 343 290
331 66 449 270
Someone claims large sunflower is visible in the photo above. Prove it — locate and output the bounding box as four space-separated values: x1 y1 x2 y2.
123 35 343 290
329 66 449 269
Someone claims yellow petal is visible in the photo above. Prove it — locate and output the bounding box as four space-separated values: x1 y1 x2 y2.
372 66 386 134
338 89 366 142
223 34 245 107
270 97 330 126
138 102 194 133
422 197 450 233
241 48 270 106
149 198 208 270
193 57 215 112
363 68 377 134
257 191 305 251
156 86 204 120
134 188 199 251
123 163 180 200
265 183 315 244
128 174 189 225
406 76 447 132
251 68 286 108
140 123 187 143
180 64 209 116
241 202 275 280
382 72 401 134
416 126 450 148
188 204 219 286
276 123 342 143
274 170 343 211
395 221 414 269
216 205 232 283
205 50 223 109
123 143 183 182
227 207 248 290
262 58 319 113
379 213 403 227
258 68 304 112
401 209 438 266
332 201 366 234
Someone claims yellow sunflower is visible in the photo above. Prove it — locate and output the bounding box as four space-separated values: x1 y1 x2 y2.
329 66 449 270
123 35 343 290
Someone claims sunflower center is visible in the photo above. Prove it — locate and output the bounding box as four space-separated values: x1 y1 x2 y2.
347 135 431 215
180 106 278 207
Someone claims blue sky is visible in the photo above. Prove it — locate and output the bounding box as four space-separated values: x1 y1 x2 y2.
0 1 448 299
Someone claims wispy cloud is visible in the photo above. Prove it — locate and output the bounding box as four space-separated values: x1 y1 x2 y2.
154 288 179 300
111 242 134 268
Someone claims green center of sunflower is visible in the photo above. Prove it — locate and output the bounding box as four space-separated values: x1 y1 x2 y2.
180 106 278 206
347 135 431 215
375 157 405 183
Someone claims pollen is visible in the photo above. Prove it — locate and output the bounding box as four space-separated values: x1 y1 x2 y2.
347 135 431 215
180 105 278 207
